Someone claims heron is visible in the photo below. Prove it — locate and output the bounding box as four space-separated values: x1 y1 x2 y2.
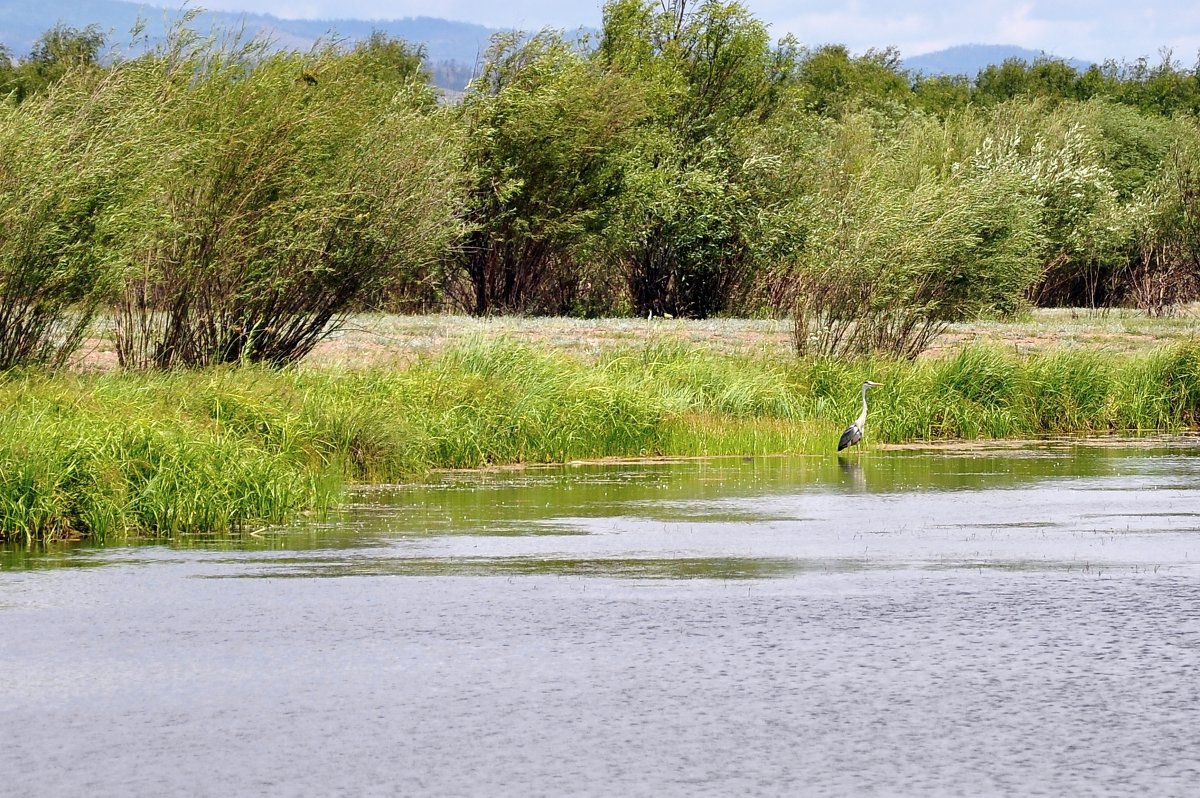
837 381 883 452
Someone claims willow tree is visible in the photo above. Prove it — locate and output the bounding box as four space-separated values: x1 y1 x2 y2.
776 109 1047 358
454 30 646 315
0 24 106 103
0 87 110 368
597 0 795 318
99 31 466 368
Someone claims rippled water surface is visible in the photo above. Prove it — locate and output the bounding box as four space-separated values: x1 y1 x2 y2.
4 442 1200 796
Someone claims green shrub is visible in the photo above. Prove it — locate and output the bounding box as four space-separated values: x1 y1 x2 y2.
95 31 466 368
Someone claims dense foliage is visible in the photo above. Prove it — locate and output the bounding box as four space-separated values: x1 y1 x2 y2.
5 1 1200 365
2 20 464 368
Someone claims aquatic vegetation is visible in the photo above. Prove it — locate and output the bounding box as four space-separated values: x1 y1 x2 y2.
3 339 1200 543
824 342 1200 442
0 373 341 544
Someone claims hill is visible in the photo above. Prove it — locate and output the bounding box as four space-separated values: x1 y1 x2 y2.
903 43 1092 77
3 3 1096 90
0 0 499 88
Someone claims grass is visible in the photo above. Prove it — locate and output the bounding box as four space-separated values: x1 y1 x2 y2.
4 331 1200 544
834 343 1200 440
70 307 1200 370
293 307 1200 366
0 372 342 544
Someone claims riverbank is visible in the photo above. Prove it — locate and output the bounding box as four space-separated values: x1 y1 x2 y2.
5 334 1200 543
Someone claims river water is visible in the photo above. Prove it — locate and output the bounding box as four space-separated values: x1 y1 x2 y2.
3 441 1200 796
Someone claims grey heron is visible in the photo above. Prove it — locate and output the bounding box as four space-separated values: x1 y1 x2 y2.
837 381 883 452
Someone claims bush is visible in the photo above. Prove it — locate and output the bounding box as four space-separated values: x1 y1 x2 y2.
789 111 1044 358
0 72 120 369
101 32 466 368
600 0 790 318
1122 121 1200 314
453 30 645 316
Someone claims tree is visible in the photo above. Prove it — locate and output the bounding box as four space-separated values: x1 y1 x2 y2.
911 73 971 118
453 30 646 315
0 44 12 92
974 58 1032 104
787 109 1048 358
348 30 430 88
2 24 106 102
101 32 465 368
1134 50 1200 115
598 0 792 317
1026 58 1082 100
793 44 911 117
0 56 120 368
1123 126 1200 313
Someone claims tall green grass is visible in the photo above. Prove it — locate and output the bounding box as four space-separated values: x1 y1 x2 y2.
803 342 1200 441
0 373 341 544
3 339 1199 543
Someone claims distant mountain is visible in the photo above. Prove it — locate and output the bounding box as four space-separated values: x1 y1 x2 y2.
0 0 500 87
3 3 1098 92
903 44 1092 78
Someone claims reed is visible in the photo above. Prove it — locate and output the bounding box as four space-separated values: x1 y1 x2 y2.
856 342 1200 442
3 338 1199 543
0 372 341 544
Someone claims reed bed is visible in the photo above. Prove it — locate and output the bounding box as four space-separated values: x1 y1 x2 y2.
2 339 1199 543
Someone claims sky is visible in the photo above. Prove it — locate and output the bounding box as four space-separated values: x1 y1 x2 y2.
178 0 1200 63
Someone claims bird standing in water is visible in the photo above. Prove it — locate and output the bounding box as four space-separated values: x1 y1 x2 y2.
838 381 883 451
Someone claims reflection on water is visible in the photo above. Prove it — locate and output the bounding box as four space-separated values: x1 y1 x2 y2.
835 453 866 491
4 440 1200 797
212 555 833 580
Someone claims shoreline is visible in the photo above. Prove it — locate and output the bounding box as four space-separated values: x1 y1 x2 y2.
4 329 1200 544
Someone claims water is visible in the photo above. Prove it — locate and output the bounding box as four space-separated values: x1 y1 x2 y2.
4 441 1200 796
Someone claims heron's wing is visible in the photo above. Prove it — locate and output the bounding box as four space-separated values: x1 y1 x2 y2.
837 424 861 451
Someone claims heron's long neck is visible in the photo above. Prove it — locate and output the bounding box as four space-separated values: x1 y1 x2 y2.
856 385 870 428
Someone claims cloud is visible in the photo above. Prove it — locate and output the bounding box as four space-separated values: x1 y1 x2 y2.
188 0 603 29
990 3 1095 56
772 8 929 50
994 3 1047 44
760 0 1199 61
